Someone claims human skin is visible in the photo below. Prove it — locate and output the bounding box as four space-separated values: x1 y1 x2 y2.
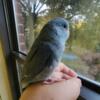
20 63 82 100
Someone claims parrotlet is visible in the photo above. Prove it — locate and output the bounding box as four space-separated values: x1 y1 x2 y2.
22 17 70 88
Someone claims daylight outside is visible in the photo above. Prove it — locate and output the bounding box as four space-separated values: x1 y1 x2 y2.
13 0 100 85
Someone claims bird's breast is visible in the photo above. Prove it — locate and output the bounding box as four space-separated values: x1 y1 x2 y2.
46 41 64 61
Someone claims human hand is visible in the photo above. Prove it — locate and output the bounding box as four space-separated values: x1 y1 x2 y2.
20 77 82 100
59 77 82 100
20 63 82 100
44 62 77 84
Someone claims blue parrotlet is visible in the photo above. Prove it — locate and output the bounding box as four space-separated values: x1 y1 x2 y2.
22 17 70 88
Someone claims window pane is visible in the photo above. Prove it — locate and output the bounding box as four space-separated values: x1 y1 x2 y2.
13 0 100 83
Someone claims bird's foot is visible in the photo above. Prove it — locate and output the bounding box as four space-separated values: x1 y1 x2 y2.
43 78 64 84
43 71 65 85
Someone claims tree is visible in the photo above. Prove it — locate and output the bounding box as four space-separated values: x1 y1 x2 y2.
19 0 100 51
19 0 48 48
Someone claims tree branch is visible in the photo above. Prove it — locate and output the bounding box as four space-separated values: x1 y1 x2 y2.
35 0 41 10
36 3 44 13
20 0 31 14
36 0 47 14
33 3 37 13
38 8 49 14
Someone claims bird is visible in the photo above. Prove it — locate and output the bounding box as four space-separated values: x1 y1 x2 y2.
22 17 70 88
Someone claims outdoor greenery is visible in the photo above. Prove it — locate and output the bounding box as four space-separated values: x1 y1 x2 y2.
0 95 2 100
19 0 100 82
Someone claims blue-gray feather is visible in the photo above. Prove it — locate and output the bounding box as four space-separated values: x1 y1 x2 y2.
22 17 69 88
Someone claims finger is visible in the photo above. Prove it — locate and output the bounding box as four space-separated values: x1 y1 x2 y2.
49 71 63 79
50 72 72 80
60 63 77 77
76 78 82 87
67 69 77 77
62 73 72 80
69 78 82 88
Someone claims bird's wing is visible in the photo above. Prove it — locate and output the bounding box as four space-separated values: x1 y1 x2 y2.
22 42 56 82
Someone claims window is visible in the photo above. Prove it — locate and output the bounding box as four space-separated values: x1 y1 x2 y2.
13 0 100 85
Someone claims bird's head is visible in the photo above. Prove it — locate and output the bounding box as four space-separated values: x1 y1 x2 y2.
39 17 70 45
48 17 70 43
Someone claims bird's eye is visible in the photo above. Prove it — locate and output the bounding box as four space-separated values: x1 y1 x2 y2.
63 24 67 28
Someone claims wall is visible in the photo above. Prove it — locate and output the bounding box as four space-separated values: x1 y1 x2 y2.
13 0 27 53
0 41 13 100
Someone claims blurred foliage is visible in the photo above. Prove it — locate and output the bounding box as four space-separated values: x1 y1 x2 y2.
20 0 100 52
95 42 100 52
0 95 2 100
19 0 100 82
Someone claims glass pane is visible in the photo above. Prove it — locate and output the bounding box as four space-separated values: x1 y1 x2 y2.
13 0 100 83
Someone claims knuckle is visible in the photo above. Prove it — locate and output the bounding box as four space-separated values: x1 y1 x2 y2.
76 78 82 86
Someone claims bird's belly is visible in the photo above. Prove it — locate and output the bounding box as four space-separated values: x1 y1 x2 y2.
31 65 55 82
